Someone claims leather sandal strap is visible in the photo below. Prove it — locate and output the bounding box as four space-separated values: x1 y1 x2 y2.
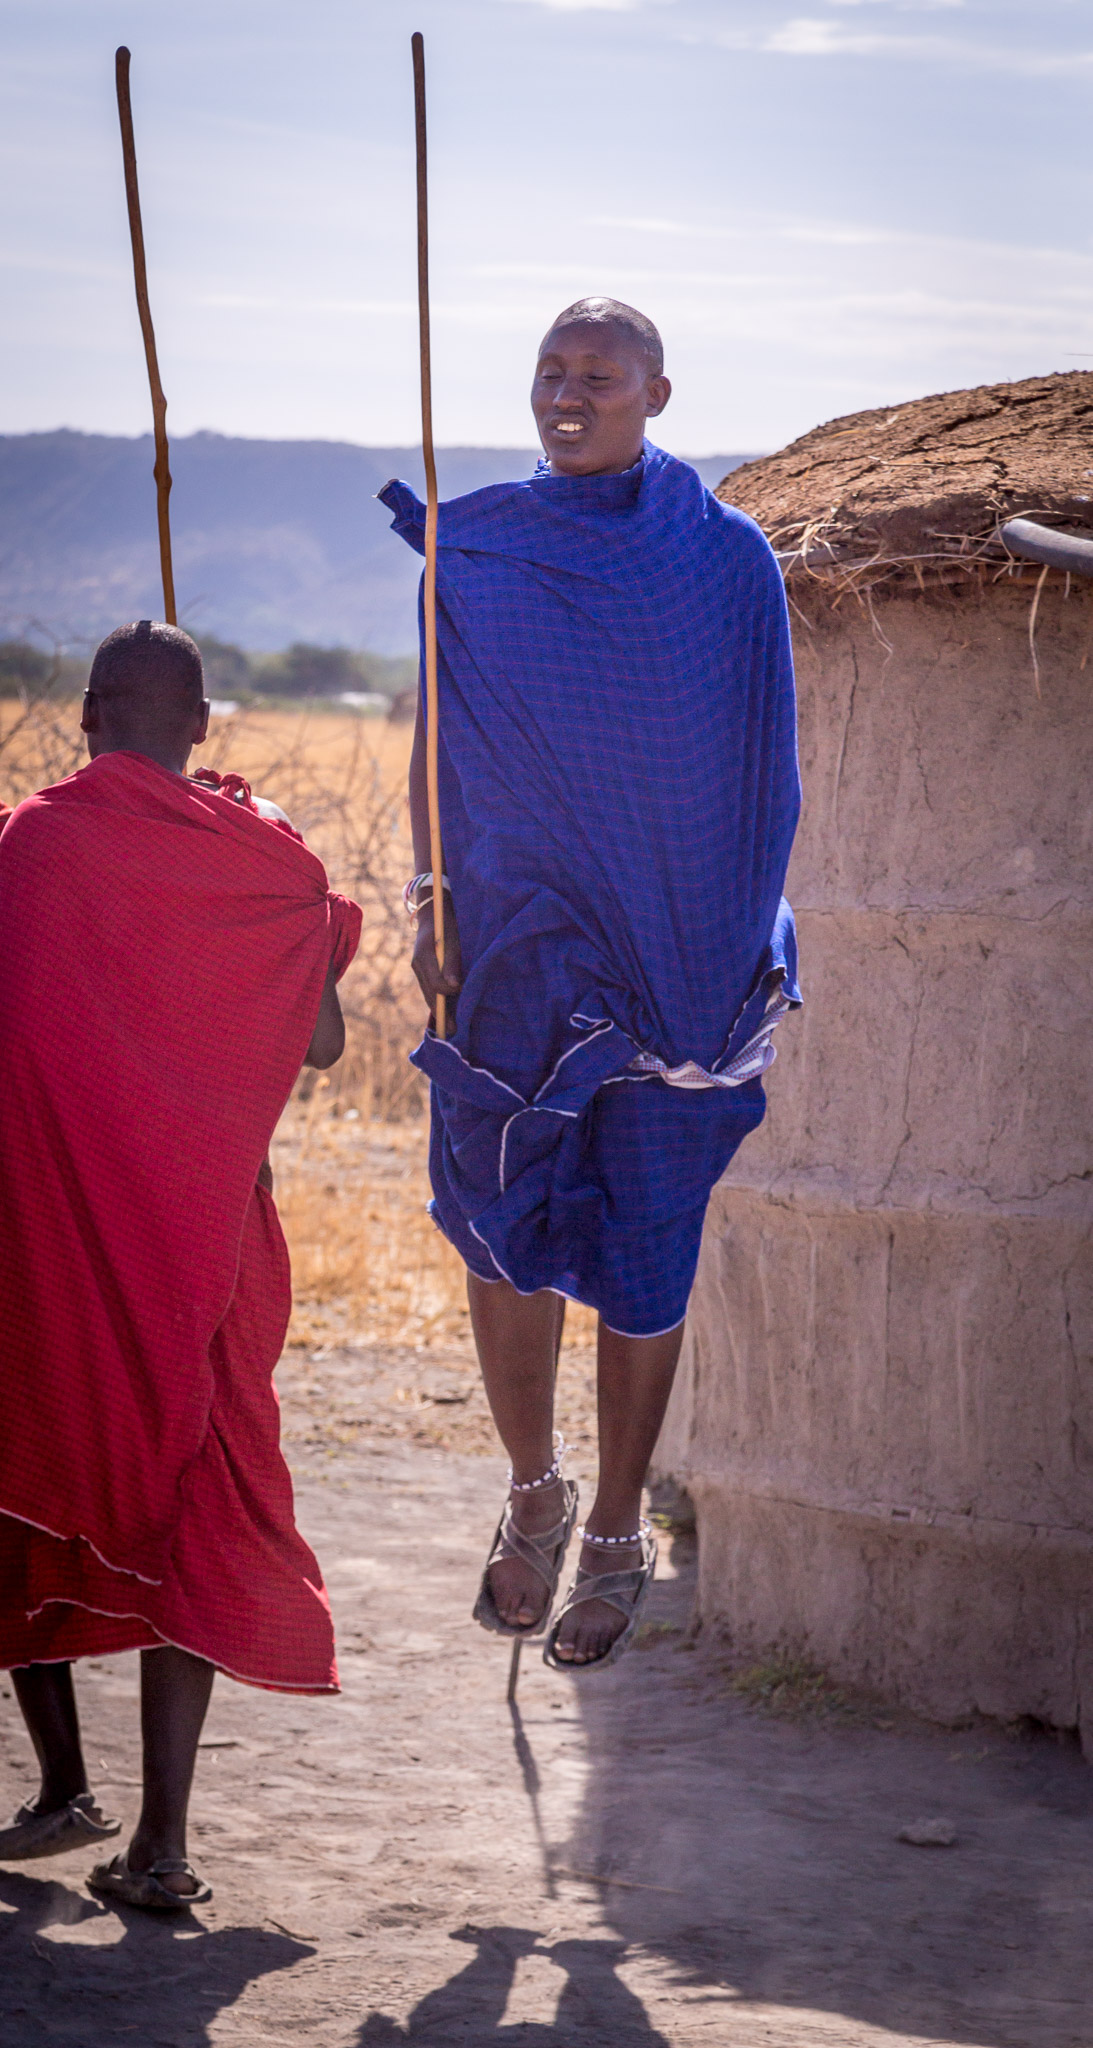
67 1796 121 1839
543 1530 659 1672
487 1498 573 1593
561 1562 652 1620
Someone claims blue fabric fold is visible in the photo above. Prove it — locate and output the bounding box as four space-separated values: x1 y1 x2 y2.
382 443 801 1334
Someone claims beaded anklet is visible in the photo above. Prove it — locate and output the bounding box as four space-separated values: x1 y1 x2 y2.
578 1517 652 1549
508 1432 567 1494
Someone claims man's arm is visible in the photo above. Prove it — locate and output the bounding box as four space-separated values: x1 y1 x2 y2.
409 694 463 1011
256 959 343 1195
304 960 345 1069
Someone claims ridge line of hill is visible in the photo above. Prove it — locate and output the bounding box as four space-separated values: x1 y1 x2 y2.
0 431 753 656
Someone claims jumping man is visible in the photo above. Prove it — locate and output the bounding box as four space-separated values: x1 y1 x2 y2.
381 300 800 1669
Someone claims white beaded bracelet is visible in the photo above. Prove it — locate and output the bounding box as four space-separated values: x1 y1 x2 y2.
403 871 452 919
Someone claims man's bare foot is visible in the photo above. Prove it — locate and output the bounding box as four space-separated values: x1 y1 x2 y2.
487 1475 568 1630
551 1536 643 1665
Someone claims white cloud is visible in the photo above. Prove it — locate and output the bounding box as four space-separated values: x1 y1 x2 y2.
499 0 644 11
588 213 749 241
767 20 866 52
197 294 413 316
744 16 1093 70
825 0 967 10
589 210 891 249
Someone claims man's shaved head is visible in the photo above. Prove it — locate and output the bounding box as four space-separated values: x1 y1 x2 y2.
532 299 671 478
83 621 209 773
89 620 204 717
542 298 664 377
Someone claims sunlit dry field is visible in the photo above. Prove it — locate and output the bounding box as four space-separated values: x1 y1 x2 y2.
0 700 599 1447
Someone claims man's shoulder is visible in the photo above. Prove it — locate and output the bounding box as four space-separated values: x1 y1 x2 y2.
381 474 533 554
0 769 88 847
647 447 779 569
695 493 782 601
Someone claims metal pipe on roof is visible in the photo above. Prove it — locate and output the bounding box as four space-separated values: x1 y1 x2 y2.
1000 518 1093 580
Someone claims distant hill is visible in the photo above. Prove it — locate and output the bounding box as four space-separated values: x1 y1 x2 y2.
0 432 754 656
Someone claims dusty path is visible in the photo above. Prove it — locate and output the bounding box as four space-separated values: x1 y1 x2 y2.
1 1414 1090 2048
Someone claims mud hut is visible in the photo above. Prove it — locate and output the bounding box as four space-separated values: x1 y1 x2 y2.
655 371 1093 1750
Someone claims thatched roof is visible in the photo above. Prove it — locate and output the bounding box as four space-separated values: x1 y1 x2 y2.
716 371 1093 588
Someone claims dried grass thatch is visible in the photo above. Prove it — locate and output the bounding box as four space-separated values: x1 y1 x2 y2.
716 370 1093 597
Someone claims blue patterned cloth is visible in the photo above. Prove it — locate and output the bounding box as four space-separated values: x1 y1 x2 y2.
380 444 800 1335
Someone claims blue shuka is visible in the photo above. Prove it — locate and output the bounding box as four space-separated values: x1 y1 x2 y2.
381 444 800 1337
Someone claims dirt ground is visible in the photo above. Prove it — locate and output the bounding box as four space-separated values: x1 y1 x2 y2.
1 1354 1091 2048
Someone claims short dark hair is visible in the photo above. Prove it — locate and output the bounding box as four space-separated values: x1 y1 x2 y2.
542 298 664 376
88 621 204 722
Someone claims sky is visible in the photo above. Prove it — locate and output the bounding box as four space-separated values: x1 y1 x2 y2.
1 0 1091 454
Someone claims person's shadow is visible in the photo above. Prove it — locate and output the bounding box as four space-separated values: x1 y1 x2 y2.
357 1922 670 2045
0 1866 308 2047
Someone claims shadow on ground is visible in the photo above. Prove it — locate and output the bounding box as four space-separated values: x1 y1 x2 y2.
553 1532 1093 2048
358 1924 671 2045
4 1446 1091 2048
0 1867 307 2047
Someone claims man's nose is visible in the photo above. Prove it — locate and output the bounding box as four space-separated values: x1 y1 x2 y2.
555 376 586 408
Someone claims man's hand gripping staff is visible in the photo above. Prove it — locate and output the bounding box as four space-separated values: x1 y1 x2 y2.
405 859 463 1021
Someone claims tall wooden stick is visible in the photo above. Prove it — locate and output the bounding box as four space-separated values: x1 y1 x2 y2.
412 31 447 1041
115 46 176 625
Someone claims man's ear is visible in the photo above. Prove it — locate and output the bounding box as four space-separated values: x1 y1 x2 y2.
645 374 671 420
192 699 211 747
80 690 100 736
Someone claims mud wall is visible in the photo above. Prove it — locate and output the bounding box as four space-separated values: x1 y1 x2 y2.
655 575 1093 1749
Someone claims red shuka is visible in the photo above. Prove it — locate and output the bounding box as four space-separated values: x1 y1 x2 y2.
0 753 361 1692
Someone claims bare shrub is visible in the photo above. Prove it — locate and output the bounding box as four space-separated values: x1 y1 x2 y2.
201 705 428 1121
0 651 86 798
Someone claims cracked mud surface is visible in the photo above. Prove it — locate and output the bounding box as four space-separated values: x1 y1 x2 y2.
717 370 1093 558
2 1392 1091 2048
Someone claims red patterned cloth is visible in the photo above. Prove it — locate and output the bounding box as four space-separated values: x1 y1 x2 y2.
0 1187 337 1689
0 752 361 1691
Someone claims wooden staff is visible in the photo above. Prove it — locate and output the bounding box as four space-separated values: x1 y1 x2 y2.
412 31 447 1040
115 45 176 625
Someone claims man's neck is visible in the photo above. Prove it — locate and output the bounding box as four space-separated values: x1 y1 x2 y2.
89 739 190 776
549 444 644 479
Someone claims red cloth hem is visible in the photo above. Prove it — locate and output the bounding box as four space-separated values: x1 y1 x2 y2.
0 1189 339 1696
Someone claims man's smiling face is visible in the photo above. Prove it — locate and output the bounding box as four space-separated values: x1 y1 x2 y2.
531 319 671 477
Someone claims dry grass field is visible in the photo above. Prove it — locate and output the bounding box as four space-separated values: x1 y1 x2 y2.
0 698 599 1445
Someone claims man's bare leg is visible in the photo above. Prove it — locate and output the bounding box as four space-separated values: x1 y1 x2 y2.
11 1663 90 1811
552 1318 685 1665
124 1645 215 1896
468 1274 567 1630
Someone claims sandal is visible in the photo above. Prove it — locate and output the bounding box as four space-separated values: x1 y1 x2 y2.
473 1438 579 1640
543 1521 658 1672
0 1792 121 1862
88 1852 212 1913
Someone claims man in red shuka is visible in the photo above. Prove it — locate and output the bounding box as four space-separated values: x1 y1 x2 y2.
0 622 361 1911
